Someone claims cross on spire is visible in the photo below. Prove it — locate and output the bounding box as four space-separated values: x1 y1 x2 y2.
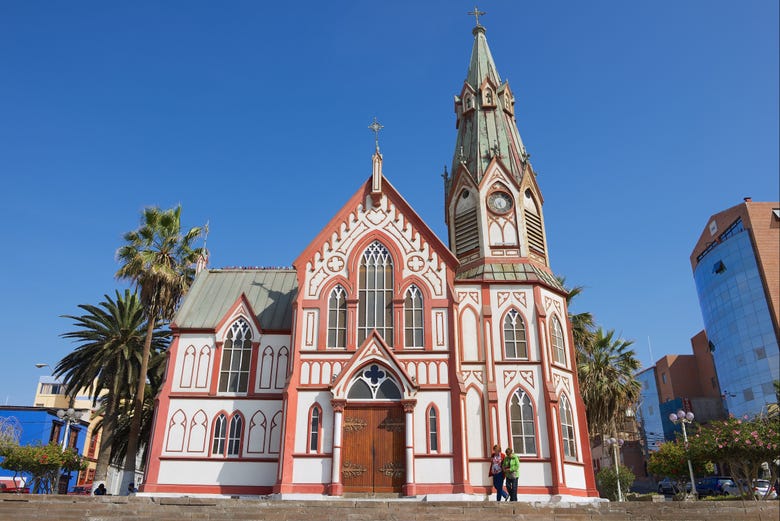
467 6 486 26
368 117 384 150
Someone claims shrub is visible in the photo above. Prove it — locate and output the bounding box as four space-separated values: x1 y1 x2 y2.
597 464 635 501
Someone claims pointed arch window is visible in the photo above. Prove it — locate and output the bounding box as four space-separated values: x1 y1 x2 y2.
560 395 577 460
509 389 536 455
551 316 566 366
327 285 347 348
227 414 243 457
404 285 424 348
503 309 527 359
308 404 322 453
347 364 401 400
218 318 252 393
427 405 439 452
358 241 394 346
211 413 227 456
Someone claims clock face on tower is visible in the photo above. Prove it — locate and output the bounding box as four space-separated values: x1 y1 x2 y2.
487 192 513 214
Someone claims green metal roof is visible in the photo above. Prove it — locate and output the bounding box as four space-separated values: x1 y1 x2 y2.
173 269 297 331
456 262 564 290
452 24 529 184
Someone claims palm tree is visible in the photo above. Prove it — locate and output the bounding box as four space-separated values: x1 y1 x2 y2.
577 328 641 437
57 290 170 490
556 276 596 353
115 205 203 490
94 344 168 470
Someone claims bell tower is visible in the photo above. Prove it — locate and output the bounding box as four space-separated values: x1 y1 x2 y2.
444 17 550 277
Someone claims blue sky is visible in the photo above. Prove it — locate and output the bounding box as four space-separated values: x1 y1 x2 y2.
1 1 777 406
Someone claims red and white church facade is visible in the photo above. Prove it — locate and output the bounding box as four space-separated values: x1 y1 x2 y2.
141 21 599 501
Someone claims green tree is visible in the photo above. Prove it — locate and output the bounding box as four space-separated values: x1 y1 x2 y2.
577 328 641 437
115 205 203 490
647 438 713 494
57 290 169 490
0 443 85 494
690 416 780 500
596 463 635 501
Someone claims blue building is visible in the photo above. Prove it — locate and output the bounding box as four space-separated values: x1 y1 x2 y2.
635 368 666 452
0 406 89 493
690 200 780 418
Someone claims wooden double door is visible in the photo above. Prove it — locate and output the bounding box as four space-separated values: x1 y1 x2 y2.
341 404 405 493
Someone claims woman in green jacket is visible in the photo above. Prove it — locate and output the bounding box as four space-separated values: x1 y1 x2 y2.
502 447 520 501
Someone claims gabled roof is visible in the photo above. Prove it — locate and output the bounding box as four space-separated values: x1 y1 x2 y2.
294 173 459 272
173 269 297 331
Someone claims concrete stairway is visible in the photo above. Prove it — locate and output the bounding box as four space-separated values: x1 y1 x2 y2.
0 494 777 521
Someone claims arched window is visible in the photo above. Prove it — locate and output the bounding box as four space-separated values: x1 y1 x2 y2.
404 285 424 348
347 364 401 400
358 241 394 346
308 404 322 453
218 318 252 393
509 389 536 455
560 395 577 460
227 414 243 456
503 309 527 359
327 285 347 348
551 316 566 366
212 413 227 456
427 405 439 452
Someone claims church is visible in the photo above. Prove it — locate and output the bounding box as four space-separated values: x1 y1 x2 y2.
142 17 599 501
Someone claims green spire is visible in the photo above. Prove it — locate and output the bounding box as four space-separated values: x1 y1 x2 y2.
465 25 501 90
451 23 529 185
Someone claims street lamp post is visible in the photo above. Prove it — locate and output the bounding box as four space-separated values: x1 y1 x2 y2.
56 408 83 450
55 408 82 495
669 409 697 499
606 437 625 502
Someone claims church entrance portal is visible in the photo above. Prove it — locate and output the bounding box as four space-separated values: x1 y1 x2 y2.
341 404 405 493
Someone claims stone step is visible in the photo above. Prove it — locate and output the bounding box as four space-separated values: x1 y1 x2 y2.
0 495 776 521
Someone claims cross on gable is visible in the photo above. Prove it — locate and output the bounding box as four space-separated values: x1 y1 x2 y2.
368 117 384 149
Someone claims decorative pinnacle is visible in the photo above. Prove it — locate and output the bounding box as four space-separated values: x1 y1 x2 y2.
467 6 486 26
368 117 384 150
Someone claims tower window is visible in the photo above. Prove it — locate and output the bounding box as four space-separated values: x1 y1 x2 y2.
510 389 536 455
560 395 577 460
551 316 566 366
713 260 726 274
454 208 479 255
523 190 545 256
503 309 527 359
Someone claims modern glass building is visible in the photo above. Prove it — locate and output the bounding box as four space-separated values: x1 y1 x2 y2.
690 199 780 418
635 367 665 451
